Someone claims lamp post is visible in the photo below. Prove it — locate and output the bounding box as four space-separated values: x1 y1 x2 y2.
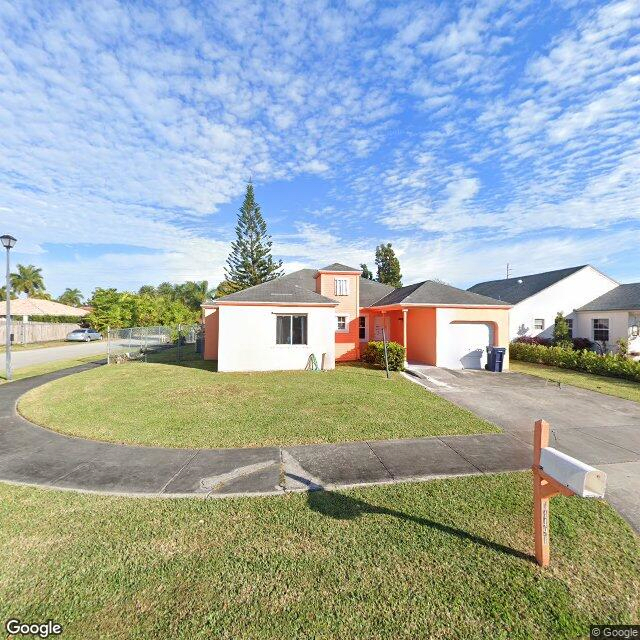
1 235 17 381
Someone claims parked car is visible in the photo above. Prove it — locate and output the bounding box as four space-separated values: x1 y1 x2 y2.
66 328 102 342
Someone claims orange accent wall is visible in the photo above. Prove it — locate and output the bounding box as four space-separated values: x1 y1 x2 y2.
405 307 437 364
203 308 219 360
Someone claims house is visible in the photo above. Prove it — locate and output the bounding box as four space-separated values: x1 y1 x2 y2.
574 283 640 357
468 265 619 341
202 263 511 372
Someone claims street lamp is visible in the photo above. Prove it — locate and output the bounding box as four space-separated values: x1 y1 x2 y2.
1 234 17 381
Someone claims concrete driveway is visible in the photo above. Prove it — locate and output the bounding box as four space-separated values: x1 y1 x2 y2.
406 365 640 529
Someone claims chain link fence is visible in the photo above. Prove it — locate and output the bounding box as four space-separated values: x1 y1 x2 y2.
107 324 202 364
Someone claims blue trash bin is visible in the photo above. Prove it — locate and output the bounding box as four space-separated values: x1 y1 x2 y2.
486 347 506 372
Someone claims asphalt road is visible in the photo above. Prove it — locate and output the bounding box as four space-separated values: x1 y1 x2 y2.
4 341 110 371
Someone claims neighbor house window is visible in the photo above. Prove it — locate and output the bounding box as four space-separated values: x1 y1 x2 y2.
336 315 348 332
566 319 573 338
335 278 349 296
593 318 609 342
276 315 307 345
359 316 366 340
534 319 545 331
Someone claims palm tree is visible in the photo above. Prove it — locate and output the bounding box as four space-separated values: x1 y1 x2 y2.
58 288 83 306
10 264 45 297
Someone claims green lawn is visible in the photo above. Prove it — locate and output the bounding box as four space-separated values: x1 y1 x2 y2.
18 354 498 448
511 361 640 403
0 474 637 639
0 354 105 383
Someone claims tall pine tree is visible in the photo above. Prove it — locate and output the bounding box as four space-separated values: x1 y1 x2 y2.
375 243 402 287
224 182 283 292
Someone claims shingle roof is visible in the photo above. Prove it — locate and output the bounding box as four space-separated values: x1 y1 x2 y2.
318 263 361 272
577 283 640 311
371 281 508 307
0 297 89 317
468 266 588 304
359 279 395 306
213 270 337 304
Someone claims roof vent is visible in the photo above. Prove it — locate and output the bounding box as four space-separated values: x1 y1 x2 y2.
517 279 523 284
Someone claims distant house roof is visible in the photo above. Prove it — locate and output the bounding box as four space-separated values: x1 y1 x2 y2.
318 263 361 272
371 281 508 307
0 297 89 317
577 283 640 312
468 266 589 304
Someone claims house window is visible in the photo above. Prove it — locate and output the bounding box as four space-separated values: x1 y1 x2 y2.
534 319 545 331
359 316 366 340
335 278 349 296
566 319 573 338
276 315 307 345
593 318 609 342
336 315 348 332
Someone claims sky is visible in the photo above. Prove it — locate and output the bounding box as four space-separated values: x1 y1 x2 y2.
1 0 639 300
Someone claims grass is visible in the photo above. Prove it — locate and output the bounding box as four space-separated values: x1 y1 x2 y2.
0 339 75 352
0 473 637 639
511 361 640 404
18 346 498 448
0 354 104 383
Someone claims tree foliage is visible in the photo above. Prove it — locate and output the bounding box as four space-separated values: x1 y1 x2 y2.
223 182 283 292
553 312 572 349
360 263 373 280
375 243 402 287
58 288 83 306
10 264 46 297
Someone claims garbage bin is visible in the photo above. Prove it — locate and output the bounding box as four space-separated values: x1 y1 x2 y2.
486 347 506 372
195 336 203 354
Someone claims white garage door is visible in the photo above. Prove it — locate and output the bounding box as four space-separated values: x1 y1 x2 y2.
440 322 493 370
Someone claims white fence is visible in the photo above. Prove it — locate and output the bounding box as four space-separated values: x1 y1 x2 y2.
0 320 82 344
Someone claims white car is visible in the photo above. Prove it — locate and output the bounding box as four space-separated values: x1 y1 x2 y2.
66 328 102 342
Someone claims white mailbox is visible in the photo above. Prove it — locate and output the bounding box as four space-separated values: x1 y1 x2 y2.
539 447 607 498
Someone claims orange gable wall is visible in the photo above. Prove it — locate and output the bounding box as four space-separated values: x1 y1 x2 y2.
316 272 360 361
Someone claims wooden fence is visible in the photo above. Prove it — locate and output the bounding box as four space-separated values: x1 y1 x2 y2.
0 320 81 344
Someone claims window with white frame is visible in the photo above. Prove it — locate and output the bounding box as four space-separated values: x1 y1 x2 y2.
358 316 366 340
276 315 307 345
335 278 349 296
593 318 609 342
534 318 545 330
336 315 348 332
566 318 573 338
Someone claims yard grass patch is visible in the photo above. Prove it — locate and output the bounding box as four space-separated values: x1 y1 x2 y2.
511 361 640 404
0 354 104 383
0 474 637 639
18 357 498 448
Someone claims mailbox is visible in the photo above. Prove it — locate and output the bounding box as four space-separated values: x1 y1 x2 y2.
539 447 606 498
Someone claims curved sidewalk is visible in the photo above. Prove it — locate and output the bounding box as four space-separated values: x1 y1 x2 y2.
0 364 533 498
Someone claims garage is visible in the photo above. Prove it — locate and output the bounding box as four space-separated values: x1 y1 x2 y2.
439 322 493 370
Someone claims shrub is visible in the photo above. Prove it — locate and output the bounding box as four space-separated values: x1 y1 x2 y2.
513 336 552 346
509 341 640 383
362 341 406 371
572 337 593 351
553 312 572 348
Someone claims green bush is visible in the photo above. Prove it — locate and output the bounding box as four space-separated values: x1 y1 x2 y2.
510 341 640 383
362 341 406 371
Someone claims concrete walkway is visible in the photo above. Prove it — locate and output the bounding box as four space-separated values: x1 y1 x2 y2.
0 364 637 531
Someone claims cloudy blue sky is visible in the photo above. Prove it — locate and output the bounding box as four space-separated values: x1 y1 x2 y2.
1 0 639 299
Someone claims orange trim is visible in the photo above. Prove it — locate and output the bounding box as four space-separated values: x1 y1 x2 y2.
314 270 363 277
365 303 512 310
202 301 338 308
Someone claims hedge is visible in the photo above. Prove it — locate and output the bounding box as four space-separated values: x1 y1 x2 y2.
510 341 640 383
362 341 406 371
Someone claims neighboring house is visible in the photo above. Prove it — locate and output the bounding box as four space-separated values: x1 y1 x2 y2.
468 265 619 341
203 263 511 372
575 283 640 357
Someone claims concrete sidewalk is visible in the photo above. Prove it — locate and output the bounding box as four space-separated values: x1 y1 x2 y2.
0 364 637 531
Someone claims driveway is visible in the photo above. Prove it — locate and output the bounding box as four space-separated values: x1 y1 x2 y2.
406 365 640 529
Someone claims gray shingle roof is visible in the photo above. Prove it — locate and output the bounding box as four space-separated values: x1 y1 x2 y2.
468 266 588 304
371 280 508 307
359 279 395 306
577 283 640 311
214 270 337 304
318 262 361 272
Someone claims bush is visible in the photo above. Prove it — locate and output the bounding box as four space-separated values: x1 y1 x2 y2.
572 337 593 351
513 336 552 346
509 341 640 383
362 341 406 371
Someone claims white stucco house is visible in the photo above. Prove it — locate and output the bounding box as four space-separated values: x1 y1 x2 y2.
469 266 639 353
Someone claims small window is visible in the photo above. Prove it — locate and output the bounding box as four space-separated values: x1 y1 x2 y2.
593 318 609 342
336 315 347 332
534 319 545 331
566 319 573 339
276 315 307 345
335 278 349 296
359 316 366 340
